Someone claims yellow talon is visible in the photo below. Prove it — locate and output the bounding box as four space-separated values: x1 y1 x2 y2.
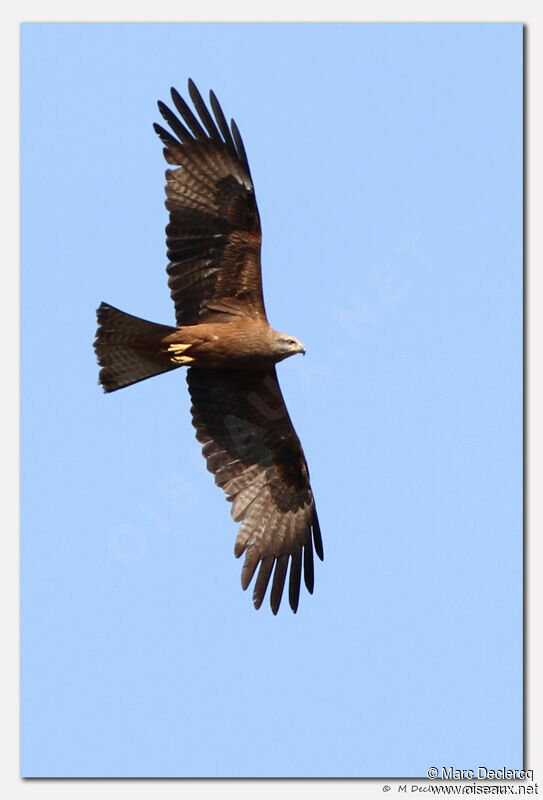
167 344 194 364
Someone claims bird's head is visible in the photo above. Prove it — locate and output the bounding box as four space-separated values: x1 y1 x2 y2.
272 331 306 361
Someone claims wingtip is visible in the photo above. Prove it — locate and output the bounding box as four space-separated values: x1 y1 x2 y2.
240 574 251 592
313 511 324 561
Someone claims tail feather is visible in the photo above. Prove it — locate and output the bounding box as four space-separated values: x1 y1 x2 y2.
94 302 179 392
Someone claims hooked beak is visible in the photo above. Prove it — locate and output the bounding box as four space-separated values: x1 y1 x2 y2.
301 345 306 357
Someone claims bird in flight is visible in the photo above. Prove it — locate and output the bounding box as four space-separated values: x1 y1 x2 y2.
94 80 323 614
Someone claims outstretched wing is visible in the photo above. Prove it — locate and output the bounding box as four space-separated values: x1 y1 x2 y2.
153 80 266 325
187 367 323 614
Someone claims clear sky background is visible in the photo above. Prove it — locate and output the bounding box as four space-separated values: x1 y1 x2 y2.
20 23 523 778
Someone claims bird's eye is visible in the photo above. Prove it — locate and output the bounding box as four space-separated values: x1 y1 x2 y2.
286 339 295 345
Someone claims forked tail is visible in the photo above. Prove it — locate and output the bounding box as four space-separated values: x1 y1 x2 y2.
94 302 179 392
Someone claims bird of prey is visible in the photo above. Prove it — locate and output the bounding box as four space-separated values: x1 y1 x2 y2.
94 80 323 614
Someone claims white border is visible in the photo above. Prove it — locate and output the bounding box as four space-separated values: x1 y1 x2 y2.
6 3 540 798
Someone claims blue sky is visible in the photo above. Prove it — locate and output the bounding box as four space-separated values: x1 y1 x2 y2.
20 23 523 777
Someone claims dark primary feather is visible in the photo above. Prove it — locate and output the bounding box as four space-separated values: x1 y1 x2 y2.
187 367 323 614
209 90 238 156
157 101 192 144
230 118 251 176
171 86 208 139
187 80 223 144
154 80 266 326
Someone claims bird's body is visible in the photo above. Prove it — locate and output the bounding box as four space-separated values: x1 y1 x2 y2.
94 80 323 613
164 318 306 370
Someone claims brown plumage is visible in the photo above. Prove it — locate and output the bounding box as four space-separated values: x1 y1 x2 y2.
94 80 323 614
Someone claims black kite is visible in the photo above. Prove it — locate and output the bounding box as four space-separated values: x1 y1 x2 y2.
94 80 323 614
